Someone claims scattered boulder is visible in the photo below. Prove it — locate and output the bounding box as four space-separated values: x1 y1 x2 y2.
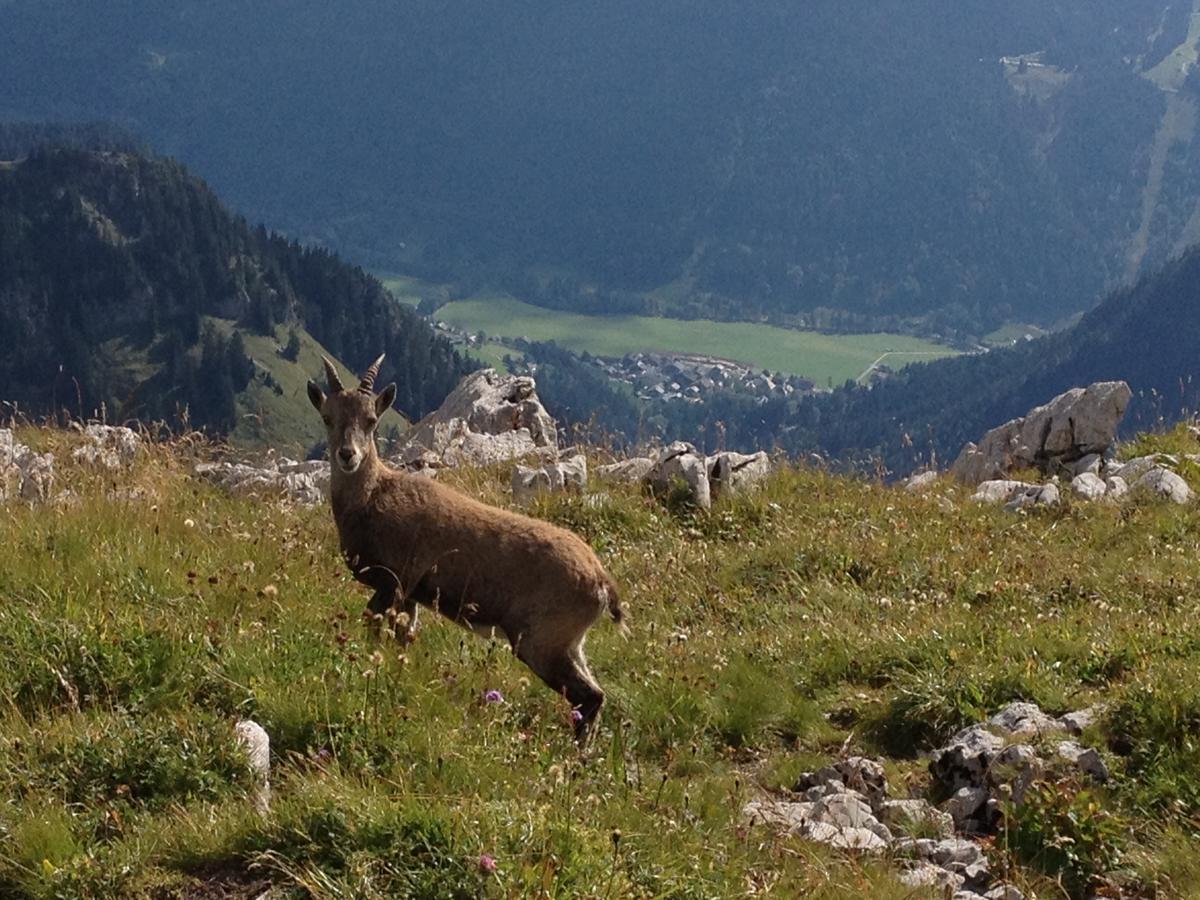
971 480 1059 509
989 702 1062 737
596 457 654 484
1109 455 1164 483
512 454 587 504
795 757 888 807
1004 481 1059 511
235 719 271 815
929 704 1111 841
1058 705 1102 735
930 725 1006 794
971 480 1034 505
1071 472 1108 502
1072 453 1104 477
1132 467 1192 504
749 748 1039 897
708 450 772 499
71 424 141 469
898 861 966 892
0 428 55 503
944 786 996 834
951 382 1132 484
1056 741 1110 783
195 458 328 505
1105 475 1129 500
904 470 939 493
391 369 558 469
806 792 893 850
741 794 891 852
646 442 711 509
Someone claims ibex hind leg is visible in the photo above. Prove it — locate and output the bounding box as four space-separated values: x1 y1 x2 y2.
568 642 606 745
518 642 605 747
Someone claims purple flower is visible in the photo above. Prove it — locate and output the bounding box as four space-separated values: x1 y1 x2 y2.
483 689 504 705
478 853 498 874
570 709 584 723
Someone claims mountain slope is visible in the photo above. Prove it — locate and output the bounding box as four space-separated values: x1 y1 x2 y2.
2 2 1197 333
0 134 471 445
804 246 1200 474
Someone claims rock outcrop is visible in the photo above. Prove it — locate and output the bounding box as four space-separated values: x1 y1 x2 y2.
929 702 1110 835
646 442 712 508
71 424 141 469
643 443 773 509
951 382 1132 485
391 369 558 470
744 702 1109 897
1 428 55 502
195 457 329 505
512 453 587 504
743 755 1021 898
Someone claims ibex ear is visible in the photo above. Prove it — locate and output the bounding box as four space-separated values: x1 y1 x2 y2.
375 382 397 416
306 381 326 412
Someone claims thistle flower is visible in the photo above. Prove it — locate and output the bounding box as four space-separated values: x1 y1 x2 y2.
483 689 504 705
478 853 498 874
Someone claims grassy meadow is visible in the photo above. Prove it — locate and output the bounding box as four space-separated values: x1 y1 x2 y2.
435 296 956 385
2 427 1200 897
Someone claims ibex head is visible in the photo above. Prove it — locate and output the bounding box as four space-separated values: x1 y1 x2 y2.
307 354 397 474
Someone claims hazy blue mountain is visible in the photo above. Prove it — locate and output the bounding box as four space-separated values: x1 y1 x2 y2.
3 2 1200 333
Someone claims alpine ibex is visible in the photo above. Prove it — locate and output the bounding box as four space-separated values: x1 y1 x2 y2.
307 355 625 743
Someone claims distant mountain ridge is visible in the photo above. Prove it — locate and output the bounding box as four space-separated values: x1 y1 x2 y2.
0 128 470 446
3 1 1200 334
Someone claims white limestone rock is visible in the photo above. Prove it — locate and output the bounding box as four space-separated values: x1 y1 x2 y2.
1133 467 1193 504
391 369 558 469
989 702 1063 737
646 441 711 509
512 454 588 504
1056 741 1110 783
71 424 141 469
904 470 939 493
971 480 1034 504
235 719 271 814
1071 472 1108 501
951 382 1131 484
194 460 327 505
708 450 772 499
596 457 654 484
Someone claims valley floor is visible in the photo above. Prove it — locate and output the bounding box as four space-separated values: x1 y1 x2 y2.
1 426 1200 897
432 295 958 386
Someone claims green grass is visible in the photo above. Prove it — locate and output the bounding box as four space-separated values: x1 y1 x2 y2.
2 424 1200 897
377 274 432 307
207 319 408 455
437 295 957 384
982 322 1048 347
462 340 521 372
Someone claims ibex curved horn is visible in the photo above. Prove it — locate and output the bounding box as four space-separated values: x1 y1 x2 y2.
359 353 386 393
321 356 345 393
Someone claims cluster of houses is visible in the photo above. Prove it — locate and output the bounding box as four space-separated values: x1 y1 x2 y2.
595 352 818 404
426 318 822 406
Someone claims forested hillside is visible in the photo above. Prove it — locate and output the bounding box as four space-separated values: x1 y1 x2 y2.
806 245 1200 474
3 2 1198 333
526 247 1200 474
0 128 469 435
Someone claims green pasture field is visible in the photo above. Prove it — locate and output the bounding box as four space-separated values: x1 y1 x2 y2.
436 296 957 384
